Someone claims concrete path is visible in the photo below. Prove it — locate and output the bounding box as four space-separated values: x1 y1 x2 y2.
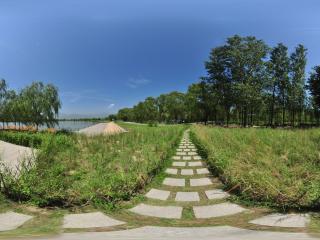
24 226 318 240
1 130 316 239
63 212 125 228
0 140 35 172
129 131 247 219
250 213 310 228
130 204 183 219
0 211 33 231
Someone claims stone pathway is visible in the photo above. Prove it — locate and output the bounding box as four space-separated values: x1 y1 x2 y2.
0 211 33 231
0 130 315 239
63 212 125 229
23 226 318 240
249 213 310 228
127 130 312 232
0 140 35 173
129 130 247 219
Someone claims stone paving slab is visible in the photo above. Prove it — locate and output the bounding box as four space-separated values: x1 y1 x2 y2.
172 161 186 167
193 156 202 160
175 192 200 202
63 212 125 228
146 189 171 201
182 156 192 161
188 161 203 167
193 203 246 218
190 177 212 186
205 189 230 199
28 226 319 240
176 152 187 156
0 141 35 173
172 156 181 160
187 152 197 156
165 168 178 175
130 204 182 219
249 213 310 228
0 211 33 231
181 169 194 175
163 177 186 187
196 168 210 174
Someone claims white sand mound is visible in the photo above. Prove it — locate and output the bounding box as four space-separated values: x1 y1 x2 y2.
104 122 128 135
79 122 127 136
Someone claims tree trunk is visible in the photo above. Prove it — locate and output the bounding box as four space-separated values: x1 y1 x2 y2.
270 85 276 127
243 106 248 127
282 95 285 127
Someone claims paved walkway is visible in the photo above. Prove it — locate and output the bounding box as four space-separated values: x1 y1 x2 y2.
129 130 247 219
0 140 35 173
26 226 317 240
0 130 316 239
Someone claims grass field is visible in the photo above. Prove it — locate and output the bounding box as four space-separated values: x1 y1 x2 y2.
0 123 185 208
191 125 320 210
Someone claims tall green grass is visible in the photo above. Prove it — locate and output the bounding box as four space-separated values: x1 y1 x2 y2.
191 125 320 210
1 124 185 208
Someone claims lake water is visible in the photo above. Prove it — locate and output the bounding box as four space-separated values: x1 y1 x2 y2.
52 121 98 131
0 121 98 132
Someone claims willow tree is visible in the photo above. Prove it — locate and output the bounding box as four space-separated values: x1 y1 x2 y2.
20 82 61 129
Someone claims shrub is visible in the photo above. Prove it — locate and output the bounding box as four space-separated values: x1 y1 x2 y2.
0 131 43 148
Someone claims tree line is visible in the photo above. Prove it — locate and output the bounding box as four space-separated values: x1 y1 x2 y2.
115 35 320 127
0 80 61 130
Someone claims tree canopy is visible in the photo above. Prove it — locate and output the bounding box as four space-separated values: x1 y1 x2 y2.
116 35 319 126
0 81 61 129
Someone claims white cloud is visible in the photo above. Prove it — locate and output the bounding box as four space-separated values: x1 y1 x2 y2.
107 103 115 109
127 77 151 88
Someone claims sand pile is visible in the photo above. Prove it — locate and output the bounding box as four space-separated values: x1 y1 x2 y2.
104 122 127 135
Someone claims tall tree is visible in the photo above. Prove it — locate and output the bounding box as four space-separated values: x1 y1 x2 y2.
0 79 7 128
20 82 61 129
269 43 290 126
289 44 307 125
205 45 233 125
308 66 320 124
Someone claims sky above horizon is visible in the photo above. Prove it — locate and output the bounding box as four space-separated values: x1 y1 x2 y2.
0 0 320 117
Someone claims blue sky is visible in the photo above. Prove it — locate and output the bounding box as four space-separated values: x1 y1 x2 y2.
0 0 320 117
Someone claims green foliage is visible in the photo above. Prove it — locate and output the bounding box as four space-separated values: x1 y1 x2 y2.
308 66 320 122
1 124 185 208
147 121 158 127
0 131 44 147
0 80 61 129
114 35 319 127
1 133 76 206
117 92 187 123
192 125 320 210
